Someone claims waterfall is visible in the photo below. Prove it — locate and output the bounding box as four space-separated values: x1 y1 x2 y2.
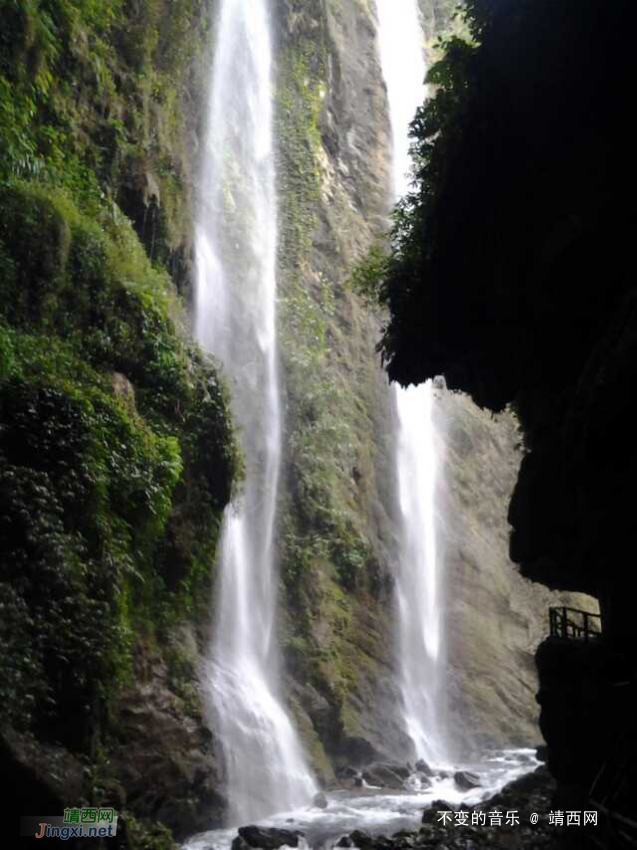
194 0 316 823
376 0 448 765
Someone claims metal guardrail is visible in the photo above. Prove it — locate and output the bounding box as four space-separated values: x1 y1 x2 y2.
549 606 602 642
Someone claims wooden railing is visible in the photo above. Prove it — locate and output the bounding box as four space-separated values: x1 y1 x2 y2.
549 606 602 642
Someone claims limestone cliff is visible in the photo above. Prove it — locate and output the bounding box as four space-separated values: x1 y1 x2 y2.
0 0 605 846
273 0 403 774
373 0 636 819
272 0 592 772
438 393 593 755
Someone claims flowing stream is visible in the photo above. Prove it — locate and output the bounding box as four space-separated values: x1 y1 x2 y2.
376 0 447 765
185 749 541 849
194 0 316 824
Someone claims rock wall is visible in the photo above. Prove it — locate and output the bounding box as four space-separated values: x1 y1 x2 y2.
272 0 593 773
365 0 636 813
438 393 594 756
0 0 605 845
273 0 404 776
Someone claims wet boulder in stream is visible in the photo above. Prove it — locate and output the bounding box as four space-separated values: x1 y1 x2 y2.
422 800 456 824
413 771 433 788
362 762 408 789
233 826 304 849
313 791 328 809
337 830 374 849
335 765 360 780
454 770 482 791
415 759 434 777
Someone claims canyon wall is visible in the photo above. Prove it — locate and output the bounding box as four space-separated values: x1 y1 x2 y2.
0 0 598 846
273 0 591 771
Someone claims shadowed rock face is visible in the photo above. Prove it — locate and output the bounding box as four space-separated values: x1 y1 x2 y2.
379 0 636 613
377 0 637 813
437 392 594 756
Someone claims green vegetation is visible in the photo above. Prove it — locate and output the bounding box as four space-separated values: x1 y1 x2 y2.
274 3 394 771
276 36 326 275
277 30 371 601
123 814 178 850
0 0 211 266
0 183 238 748
0 7 239 843
346 242 389 308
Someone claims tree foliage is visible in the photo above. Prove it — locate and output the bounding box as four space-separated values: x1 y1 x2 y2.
377 0 636 411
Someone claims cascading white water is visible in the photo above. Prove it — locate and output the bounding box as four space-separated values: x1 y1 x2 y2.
194 0 316 824
376 0 447 766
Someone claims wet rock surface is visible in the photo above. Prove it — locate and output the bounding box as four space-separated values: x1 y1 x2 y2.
362 762 410 789
313 792 329 809
335 768 584 849
453 770 481 791
233 825 304 849
415 760 434 777
104 638 226 838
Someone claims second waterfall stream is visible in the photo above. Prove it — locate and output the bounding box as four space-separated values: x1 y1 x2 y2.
376 0 448 766
194 0 316 825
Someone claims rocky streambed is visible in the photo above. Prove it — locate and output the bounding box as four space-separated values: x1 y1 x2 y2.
184 750 574 850
229 768 583 850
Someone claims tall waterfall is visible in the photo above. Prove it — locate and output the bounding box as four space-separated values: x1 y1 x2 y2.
194 0 316 823
376 0 447 765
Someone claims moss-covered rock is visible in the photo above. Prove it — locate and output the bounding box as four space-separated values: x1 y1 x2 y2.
0 0 238 836
274 0 406 769
0 182 237 837
273 0 595 777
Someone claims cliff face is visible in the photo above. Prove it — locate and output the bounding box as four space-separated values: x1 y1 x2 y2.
438 393 593 755
374 0 637 822
0 0 605 846
272 0 588 774
273 0 403 774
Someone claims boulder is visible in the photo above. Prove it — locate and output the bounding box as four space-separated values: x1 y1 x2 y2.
392 829 415 843
346 829 374 849
454 770 482 791
362 762 406 789
414 771 432 788
335 764 359 780
422 800 455 824
415 758 433 776
313 791 328 809
236 826 303 849
381 761 411 779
